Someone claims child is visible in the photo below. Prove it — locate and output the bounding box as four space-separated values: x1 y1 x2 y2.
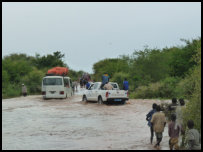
185 120 201 150
146 103 157 144
151 105 166 149
168 114 181 150
176 98 186 147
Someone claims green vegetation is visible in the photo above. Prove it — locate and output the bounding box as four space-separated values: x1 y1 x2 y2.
2 51 84 99
182 44 201 132
92 38 200 98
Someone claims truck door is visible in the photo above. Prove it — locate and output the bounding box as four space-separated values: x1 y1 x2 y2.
92 83 99 101
86 84 94 101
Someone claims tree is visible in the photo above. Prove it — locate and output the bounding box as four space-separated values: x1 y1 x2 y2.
34 51 67 69
92 58 129 82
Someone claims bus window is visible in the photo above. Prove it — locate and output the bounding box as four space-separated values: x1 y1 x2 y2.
64 78 70 88
43 78 62 85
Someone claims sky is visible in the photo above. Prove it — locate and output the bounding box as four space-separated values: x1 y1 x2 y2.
2 2 201 74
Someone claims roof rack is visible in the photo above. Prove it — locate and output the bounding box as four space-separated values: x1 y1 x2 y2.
46 73 66 76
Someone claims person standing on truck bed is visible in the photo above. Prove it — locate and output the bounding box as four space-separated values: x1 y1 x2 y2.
101 73 109 89
123 78 129 91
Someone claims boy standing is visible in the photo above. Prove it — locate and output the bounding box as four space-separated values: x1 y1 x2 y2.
168 114 181 150
185 120 201 150
146 103 157 144
151 105 166 149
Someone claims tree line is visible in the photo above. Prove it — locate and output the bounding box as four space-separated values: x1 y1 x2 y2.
2 51 84 98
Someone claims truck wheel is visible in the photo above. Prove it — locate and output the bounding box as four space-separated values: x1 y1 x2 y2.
83 95 88 102
98 97 103 104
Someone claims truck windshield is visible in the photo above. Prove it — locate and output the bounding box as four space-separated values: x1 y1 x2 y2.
43 78 62 85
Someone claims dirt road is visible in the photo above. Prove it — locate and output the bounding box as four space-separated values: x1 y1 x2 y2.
2 88 171 150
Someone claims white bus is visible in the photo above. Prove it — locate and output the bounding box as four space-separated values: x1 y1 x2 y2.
41 76 73 99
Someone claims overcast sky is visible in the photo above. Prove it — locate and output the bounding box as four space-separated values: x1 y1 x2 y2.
2 2 201 73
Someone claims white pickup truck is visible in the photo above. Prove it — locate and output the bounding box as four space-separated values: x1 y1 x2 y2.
82 82 129 104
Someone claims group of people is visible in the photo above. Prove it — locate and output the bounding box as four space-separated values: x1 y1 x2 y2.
82 73 129 91
80 73 91 88
101 73 129 91
146 98 201 150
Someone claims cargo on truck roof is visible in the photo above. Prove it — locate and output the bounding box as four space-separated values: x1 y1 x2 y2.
46 67 68 76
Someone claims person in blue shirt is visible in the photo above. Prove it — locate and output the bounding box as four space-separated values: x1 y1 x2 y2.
86 81 90 89
123 78 129 91
101 73 109 89
146 103 157 144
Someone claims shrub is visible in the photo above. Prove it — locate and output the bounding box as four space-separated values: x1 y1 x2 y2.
159 77 181 98
148 82 162 98
22 68 44 94
2 83 21 99
130 86 149 99
130 78 181 99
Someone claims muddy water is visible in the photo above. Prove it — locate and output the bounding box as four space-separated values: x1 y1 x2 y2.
2 88 171 150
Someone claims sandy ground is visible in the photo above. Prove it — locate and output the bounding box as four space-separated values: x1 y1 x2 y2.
2 88 172 150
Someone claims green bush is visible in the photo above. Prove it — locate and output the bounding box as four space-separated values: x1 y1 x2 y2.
22 68 44 94
148 82 162 98
2 70 9 89
2 83 21 99
174 76 193 99
159 77 181 98
129 77 181 99
129 86 149 99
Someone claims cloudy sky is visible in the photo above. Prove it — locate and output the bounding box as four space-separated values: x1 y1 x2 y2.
2 2 201 73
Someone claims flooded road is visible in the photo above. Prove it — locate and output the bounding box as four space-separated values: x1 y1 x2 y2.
2 88 171 150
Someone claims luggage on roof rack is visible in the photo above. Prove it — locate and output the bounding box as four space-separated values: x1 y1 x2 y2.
47 67 68 76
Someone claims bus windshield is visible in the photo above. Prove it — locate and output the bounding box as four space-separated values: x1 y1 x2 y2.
43 78 63 85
